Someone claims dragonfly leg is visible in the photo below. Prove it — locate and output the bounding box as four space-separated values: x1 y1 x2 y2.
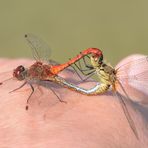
77 71 96 83
114 91 139 140
9 81 27 93
70 56 95 81
26 84 34 110
76 56 94 72
9 81 34 110
77 55 92 70
71 64 95 81
82 55 93 69
69 55 93 73
49 87 67 104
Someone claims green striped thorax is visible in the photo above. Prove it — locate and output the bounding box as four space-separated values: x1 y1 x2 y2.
90 55 116 89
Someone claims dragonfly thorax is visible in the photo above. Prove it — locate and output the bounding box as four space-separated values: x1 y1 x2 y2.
95 62 116 87
27 62 54 80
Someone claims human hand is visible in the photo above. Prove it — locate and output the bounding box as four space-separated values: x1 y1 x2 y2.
0 56 147 148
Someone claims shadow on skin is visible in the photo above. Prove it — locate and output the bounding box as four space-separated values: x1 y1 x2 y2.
0 56 147 148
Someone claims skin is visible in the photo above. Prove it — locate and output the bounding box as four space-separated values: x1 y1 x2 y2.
0 56 147 148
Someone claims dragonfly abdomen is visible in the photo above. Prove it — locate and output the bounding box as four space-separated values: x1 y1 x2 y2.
55 76 110 95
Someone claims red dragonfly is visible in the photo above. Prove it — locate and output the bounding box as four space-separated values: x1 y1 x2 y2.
0 33 103 109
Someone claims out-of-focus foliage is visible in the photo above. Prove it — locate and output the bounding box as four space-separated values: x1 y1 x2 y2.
0 0 147 65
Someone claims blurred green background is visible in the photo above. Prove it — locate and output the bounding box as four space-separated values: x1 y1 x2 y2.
0 0 147 65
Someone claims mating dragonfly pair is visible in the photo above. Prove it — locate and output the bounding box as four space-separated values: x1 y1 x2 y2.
0 34 148 140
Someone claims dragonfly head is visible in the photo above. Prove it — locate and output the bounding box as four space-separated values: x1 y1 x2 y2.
91 54 103 68
13 65 27 81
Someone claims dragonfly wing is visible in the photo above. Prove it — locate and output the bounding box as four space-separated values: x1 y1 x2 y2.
117 77 148 104
113 91 139 139
115 55 148 75
116 55 148 104
25 33 51 62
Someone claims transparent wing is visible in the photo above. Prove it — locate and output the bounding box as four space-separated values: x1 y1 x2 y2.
116 56 148 81
116 55 148 103
116 55 148 79
25 33 51 62
113 91 139 139
48 59 59 65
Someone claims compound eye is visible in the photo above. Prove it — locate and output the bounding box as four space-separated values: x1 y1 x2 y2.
18 65 25 72
99 55 103 63
13 65 25 80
